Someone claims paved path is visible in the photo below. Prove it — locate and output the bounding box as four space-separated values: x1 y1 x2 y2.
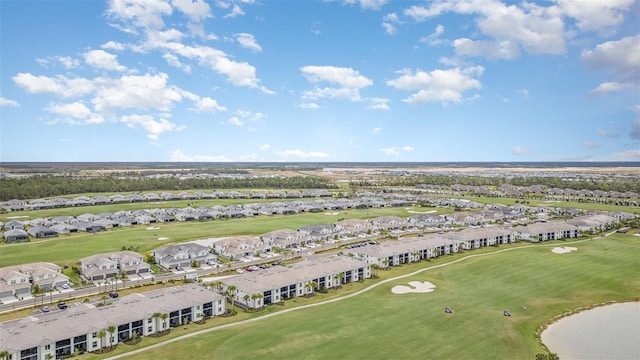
104 234 607 359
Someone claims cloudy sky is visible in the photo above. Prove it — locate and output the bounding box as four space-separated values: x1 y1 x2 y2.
1 0 638 162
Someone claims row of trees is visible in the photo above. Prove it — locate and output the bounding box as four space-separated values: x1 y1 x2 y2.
381 174 640 193
0 176 337 201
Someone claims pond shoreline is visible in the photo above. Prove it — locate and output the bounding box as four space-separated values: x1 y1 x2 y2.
537 300 640 358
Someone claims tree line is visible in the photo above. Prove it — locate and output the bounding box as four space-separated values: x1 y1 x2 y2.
381 175 640 193
0 176 337 201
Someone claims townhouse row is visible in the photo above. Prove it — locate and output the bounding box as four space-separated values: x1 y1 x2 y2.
0 284 226 360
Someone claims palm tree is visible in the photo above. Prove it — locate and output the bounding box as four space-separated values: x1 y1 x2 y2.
308 281 318 296
371 264 379 278
0 350 10 360
252 293 264 310
382 258 389 269
106 325 116 349
152 312 161 334
212 281 223 294
97 330 106 353
160 313 169 334
227 285 237 315
243 294 251 311
120 271 129 290
101 295 108 306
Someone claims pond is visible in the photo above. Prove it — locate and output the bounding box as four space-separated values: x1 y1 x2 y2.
541 302 640 360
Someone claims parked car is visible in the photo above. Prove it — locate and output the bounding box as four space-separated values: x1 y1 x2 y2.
109 292 119 298
57 302 68 310
60 282 70 289
236 269 244 273
272 261 282 266
41 306 50 313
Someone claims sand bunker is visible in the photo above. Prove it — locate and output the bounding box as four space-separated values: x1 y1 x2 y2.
551 246 578 254
407 210 437 214
324 212 339 215
392 281 436 294
146 227 160 230
158 237 169 241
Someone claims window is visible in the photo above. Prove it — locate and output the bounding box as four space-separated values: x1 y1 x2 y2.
147 318 152 323
45 344 51 350
92 341 97 348
148 326 152 332
92 332 97 337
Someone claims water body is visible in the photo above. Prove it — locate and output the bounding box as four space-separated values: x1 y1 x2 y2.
542 302 640 360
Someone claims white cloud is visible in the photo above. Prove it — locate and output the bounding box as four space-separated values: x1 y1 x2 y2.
582 140 599 149
344 0 388 10
403 145 414 152
162 52 192 73
259 144 270 151
45 102 105 125
228 117 243 126
379 146 399 155
299 102 319 109
235 33 262 52
368 98 390 110
170 149 232 161
420 24 445 46
556 0 634 34
300 65 373 102
512 146 529 156
517 88 529 98
92 73 182 113
0 97 19 107
386 66 483 104
120 114 182 140
84 50 127 71
382 12 400 35
172 0 211 22
56 56 80 69
589 82 635 96
13 73 94 98
404 1 567 59
273 149 329 158
372 127 383 134
193 97 226 112
106 0 174 31
453 38 520 60
224 4 245 18
101 41 126 51
582 35 640 95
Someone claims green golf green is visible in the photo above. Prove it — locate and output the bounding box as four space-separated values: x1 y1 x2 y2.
92 233 639 360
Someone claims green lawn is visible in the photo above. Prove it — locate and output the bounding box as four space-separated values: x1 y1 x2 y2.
0 207 448 267
87 234 639 360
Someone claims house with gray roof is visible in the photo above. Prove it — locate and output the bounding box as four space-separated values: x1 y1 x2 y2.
153 243 214 270
350 235 458 268
446 227 516 249
80 251 151 282
514 221 580 242
3 229 28 243
0 262 69 298
260 229 306 249
213 236 269 259
220 255 370 309
27 226 58 239
0 284 225 359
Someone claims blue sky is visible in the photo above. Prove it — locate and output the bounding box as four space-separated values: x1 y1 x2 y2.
1 0 638 162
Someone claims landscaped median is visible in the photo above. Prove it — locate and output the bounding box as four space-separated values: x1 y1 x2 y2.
77 233 640 360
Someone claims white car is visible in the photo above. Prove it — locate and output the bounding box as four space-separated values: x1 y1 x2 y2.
61 283 70 289
236 269 244 273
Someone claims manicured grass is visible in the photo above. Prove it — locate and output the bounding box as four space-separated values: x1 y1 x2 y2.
0 207 448 267
93 234 639 360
